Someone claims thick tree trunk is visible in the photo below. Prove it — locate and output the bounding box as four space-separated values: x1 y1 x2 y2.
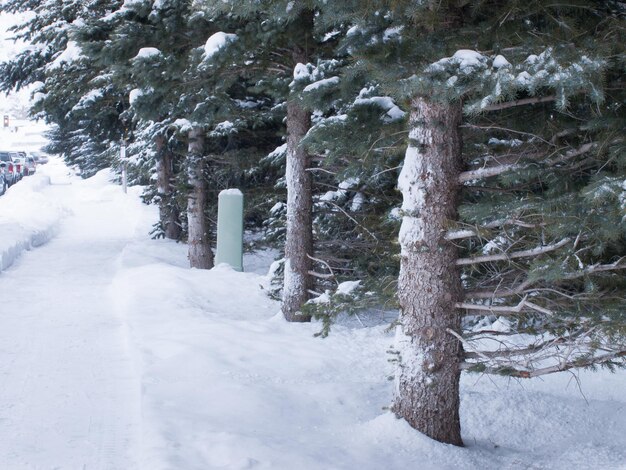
155 135 181 240
392 97 464 446
187 127 214 269
281 45 313 323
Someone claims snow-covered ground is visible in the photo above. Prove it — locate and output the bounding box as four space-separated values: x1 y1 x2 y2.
0 155 625 469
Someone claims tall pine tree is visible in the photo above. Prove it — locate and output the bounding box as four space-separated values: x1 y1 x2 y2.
319 0 625 444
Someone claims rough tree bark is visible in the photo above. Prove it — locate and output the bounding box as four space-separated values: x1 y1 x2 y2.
186 127 214 269
281 40 313 322
392 97 464 446
155 134 181 240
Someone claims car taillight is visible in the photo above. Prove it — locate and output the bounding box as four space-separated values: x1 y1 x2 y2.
8 163 13 173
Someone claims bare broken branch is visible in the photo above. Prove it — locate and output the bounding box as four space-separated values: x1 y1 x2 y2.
308 270 335 279
464 337 567 359
458 163 521 183
465 257 626 299
322 201 379 242
307 254 338 285
461 350 626 378
456 296 553 316
446 328 493 363
458 141 600 183
456 238 570 266
480 95 557 112
446 219 544 240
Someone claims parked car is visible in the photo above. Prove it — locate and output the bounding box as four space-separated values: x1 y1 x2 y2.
30 151 49 165
14 151 36 176
0 170 6 195
0 151 20 186
12 154 25 177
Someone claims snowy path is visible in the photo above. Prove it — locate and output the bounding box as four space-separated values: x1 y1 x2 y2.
0 163 142 469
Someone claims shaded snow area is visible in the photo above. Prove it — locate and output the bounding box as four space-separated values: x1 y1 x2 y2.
0 160 624 469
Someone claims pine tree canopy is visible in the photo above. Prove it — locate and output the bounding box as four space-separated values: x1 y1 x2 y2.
1 0 623 376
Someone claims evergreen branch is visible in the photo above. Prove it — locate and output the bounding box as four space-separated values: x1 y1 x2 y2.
550 128 579 145
362 131 408 163
446 219 543 240
322 201 379 241
465 256 626 299
461 124 552 145
547 141 598 165
462 350 626 378
480 95 556 112
456 238 570 266
465 329 521 337
464 337 567 359
369 165 402 180
458 141 599 183
527 287 590 300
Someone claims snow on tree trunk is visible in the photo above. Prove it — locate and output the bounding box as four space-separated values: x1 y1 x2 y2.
392 97 464 446
186 127 214 269
281 48 313 323
156 135 181 240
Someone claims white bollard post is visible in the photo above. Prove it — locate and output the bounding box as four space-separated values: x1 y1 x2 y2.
215 188 244 271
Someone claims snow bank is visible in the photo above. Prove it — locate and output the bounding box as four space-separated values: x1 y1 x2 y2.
109 237 626 469
0 170 68 272
110 243 398 468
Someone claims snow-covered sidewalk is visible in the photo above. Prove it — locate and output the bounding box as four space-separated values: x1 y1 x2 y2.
0 160 624 469
0 161 143 469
